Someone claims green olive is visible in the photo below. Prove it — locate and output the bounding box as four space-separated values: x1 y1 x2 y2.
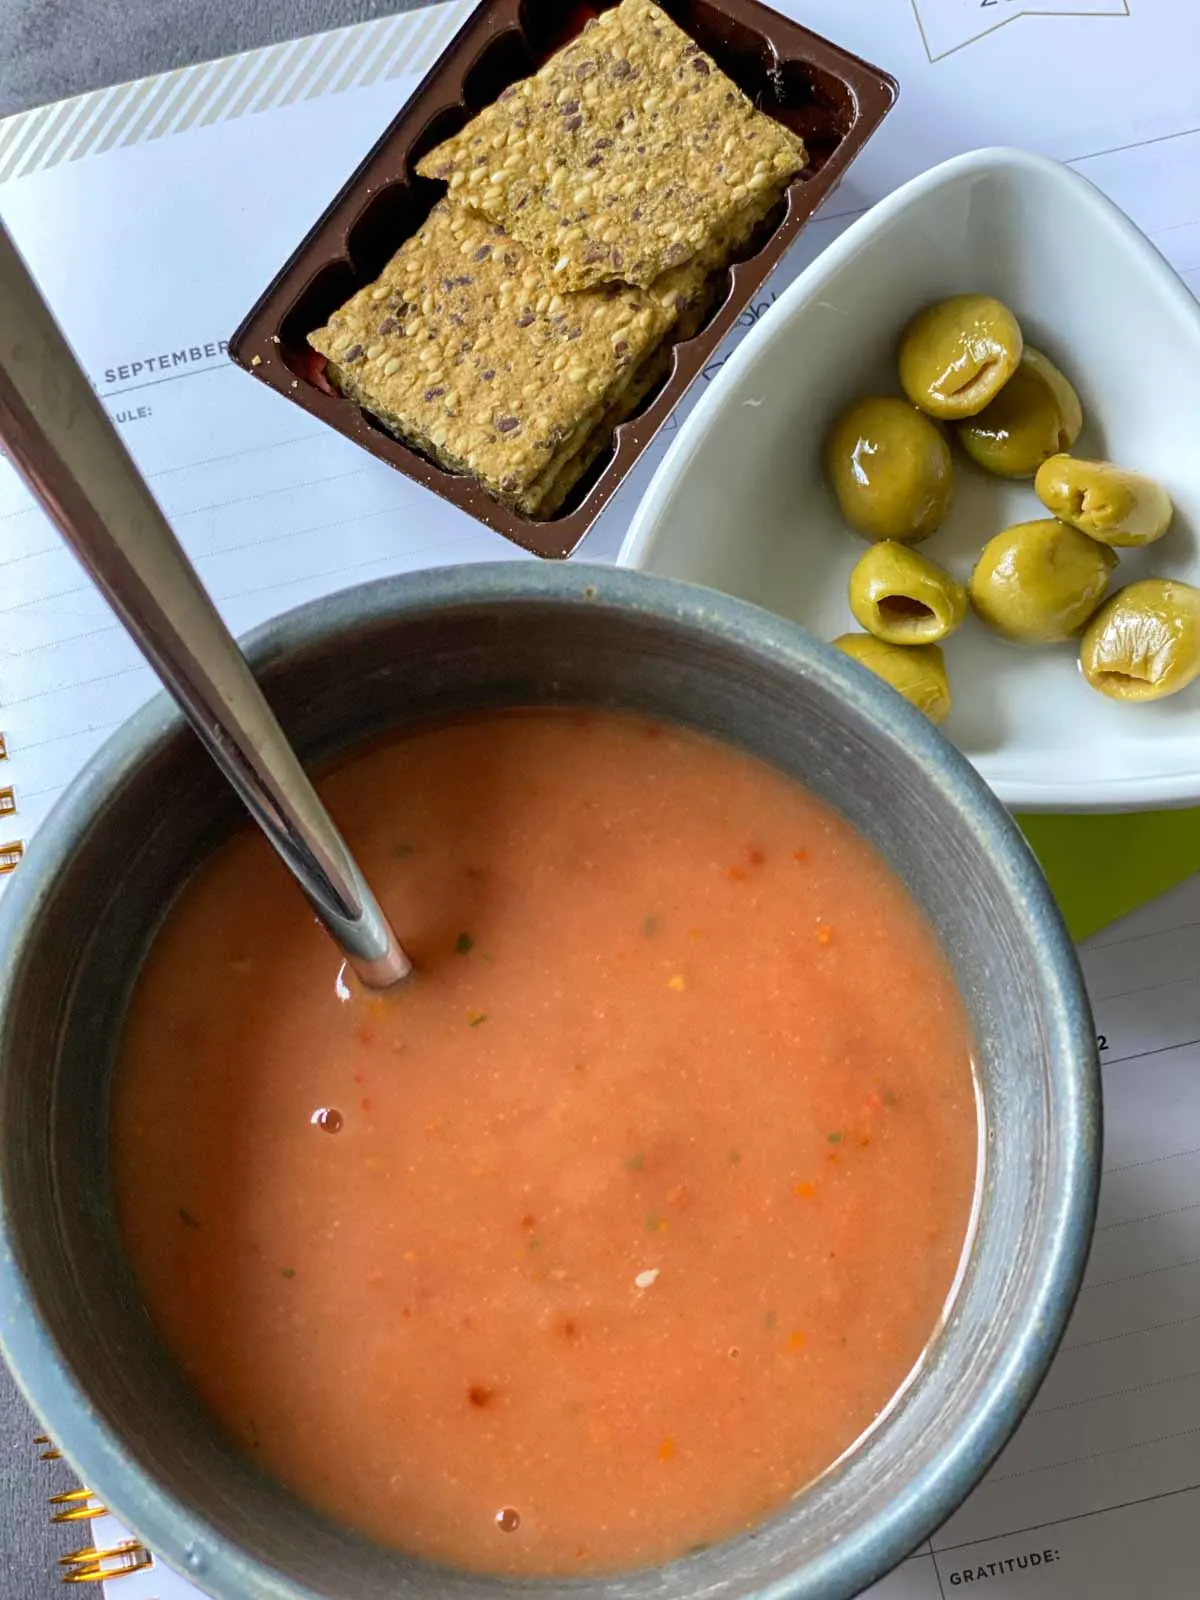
969 518 1117 644
1023 347 1083 443
1035 454 1174 547
824 397 953 542
898 294 1023 420
833 633 951 724
955 347 1082 478
1081 579 1200 702
848 541 967 645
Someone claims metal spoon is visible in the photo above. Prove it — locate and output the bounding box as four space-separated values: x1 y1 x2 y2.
0 222 411 989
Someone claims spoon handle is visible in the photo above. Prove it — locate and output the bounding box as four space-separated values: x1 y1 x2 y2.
0 222 410 988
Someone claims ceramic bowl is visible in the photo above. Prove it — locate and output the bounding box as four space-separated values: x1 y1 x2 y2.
618 148 1200 811
0 564 1099 1599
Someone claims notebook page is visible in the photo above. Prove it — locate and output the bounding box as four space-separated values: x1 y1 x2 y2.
2 0 1198 876
0 3 1196 1596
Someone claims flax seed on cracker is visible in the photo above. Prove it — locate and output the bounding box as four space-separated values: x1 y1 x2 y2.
308 199 670 514
415 0 806 293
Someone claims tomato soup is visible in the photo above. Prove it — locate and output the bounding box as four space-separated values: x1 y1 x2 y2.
113 710 978 1576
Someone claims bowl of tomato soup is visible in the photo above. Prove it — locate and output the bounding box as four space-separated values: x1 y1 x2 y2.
0 563 1098 1600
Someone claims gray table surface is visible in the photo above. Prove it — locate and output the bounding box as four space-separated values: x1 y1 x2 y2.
0 4 429 1591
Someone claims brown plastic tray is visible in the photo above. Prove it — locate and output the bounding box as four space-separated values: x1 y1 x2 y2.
229 0 896 559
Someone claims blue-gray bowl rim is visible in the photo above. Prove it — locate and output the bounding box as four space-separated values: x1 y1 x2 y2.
0 560 1100 1600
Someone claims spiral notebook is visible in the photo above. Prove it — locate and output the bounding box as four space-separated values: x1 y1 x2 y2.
2 0 1199 1594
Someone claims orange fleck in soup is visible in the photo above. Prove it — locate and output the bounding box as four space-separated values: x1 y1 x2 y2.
113 710 978 1576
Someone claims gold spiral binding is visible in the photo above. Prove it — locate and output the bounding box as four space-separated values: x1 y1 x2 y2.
59 1543 154 1584
35 1436 154 1585
50 1488 107 1524
0 731 18 874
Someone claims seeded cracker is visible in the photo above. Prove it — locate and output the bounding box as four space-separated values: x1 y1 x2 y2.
650 181 790 326
525 341 670 515
309 200 670 514
415 0 806 292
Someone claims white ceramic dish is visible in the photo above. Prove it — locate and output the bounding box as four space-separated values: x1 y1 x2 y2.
618 148 1200 812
